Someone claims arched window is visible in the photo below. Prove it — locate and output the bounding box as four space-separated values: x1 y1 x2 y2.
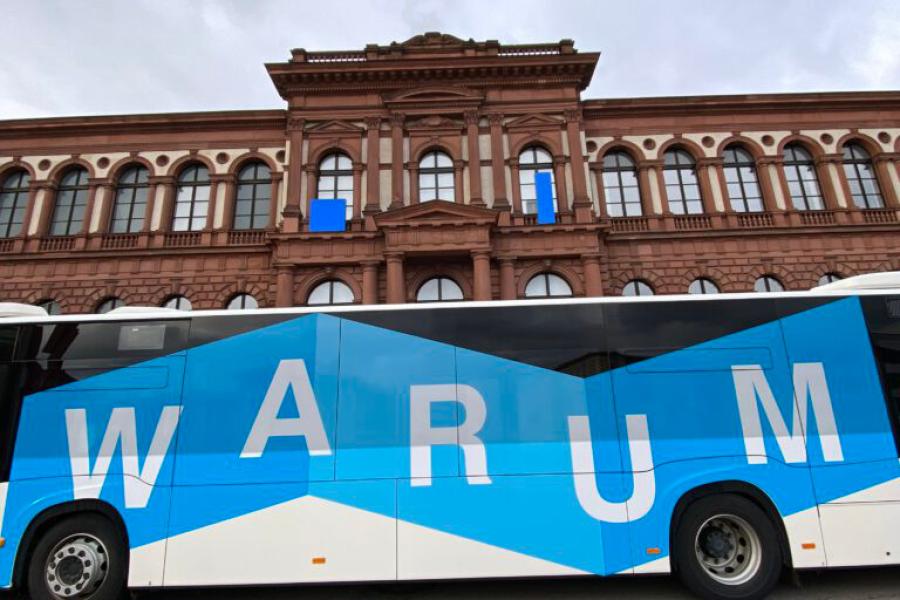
622 280 654 296
50 167 89 236
519 146 556 215
96 297 124 314
663 149 702 214
234 162 271 230
842 143 884 209
317 153 353 220
226 293 258 310
0 169 30 238
688 278 720 294
35 299 61 315
783 144 823 211
602 151 641 217
818 273 842 286
723 145 763 212
163 295 192 311
753 276 784 293
418 150 454 202
308 280 354 306
524 273 573 298
416 277 463 302
110 165 149 233
173 164 210 231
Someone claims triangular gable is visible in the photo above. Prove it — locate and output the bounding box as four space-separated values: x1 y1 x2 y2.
305 120 365 135
374 200 499 226
505 113 564 129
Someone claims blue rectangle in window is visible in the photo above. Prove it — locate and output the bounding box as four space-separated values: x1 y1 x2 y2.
309 198 347 232
535 172 555 225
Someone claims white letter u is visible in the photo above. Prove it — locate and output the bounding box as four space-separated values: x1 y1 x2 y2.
567 414 655 523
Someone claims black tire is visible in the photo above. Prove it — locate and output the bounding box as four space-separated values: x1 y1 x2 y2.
674 494 783 600
25 513 127 600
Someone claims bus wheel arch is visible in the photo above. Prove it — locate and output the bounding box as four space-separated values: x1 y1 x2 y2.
13 499 129 590
669 481 792 572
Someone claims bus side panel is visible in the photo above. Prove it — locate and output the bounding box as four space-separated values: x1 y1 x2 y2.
780 296 900 567
603 299 825 571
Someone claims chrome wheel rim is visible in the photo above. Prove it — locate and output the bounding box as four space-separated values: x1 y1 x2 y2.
44 533 109 598
694 514 762 586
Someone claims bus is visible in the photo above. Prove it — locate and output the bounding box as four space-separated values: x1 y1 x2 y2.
0 276 898 600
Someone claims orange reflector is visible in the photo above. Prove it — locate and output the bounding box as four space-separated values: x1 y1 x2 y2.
801 543 816 550
312 557 326 565
0 538 5 549
646 547 661 555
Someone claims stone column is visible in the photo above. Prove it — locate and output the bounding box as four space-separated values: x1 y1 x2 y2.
216 174 236 231
351 162 363 220
874 155 900 207
465 111 484 206
282 117 305 233
203 176 220 231
488 114 509 208
553 155 570 216
268 172 283 229
582 253 604 297
142 178 161 234
80 181 101 236
754 157 781 212
509 158 522 215
453 159 465 204
565 109 592 222
498 257 516 300
364 116 381 215
407 162 419 204
304 165 317 227
92 181 115 234
472 250 492 301
385 252 405 304
18 181 40 240
390 113 405 209
275 266 294 307
362 261 379 304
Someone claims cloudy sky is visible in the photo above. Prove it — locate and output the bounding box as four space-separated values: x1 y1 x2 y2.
1 0 898 119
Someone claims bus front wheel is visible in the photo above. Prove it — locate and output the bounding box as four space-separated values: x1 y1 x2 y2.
26 513 127 600
674 494 782 600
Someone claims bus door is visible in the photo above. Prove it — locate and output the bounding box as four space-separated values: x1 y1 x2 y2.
778 295 900 566
603 297 823 573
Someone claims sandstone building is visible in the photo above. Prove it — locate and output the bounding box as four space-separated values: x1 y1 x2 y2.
0 32 898 313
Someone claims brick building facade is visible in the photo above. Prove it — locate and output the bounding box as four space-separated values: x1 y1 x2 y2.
0 32 898 313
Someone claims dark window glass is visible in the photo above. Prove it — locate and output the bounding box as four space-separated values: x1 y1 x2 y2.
524 273 573 298
110 165 149 233
723 146 763 213
860 296 900 454
308 280 354 305
753 276 784 293
688 278 720 294
842 143 884 209
417 277 463 302
15 321 188 362
418 151 454 202
227 293 258 310
783 144 824 211
623 280 654 296
172 164 210 231
35 299 62 315
96 298 124 314
0 169 30 238
663 149 703 214
234 162 271 230
0 326 15 362
519 146 556 215
50 167 89 236
602 151 641 217
317 153 353 220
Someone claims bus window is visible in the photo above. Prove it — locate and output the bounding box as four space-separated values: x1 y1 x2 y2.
861 296 900 453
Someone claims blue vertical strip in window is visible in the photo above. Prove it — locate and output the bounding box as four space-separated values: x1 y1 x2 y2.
309 198 347 232
535 172 555 225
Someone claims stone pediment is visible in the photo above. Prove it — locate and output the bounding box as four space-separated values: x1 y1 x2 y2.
305 120 364 135
406 115 464 130
383 86 484 110
374 200 499 227
505 113 564 129
399 32 469 49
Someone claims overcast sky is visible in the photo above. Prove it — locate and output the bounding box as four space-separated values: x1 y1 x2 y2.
1 0 898 120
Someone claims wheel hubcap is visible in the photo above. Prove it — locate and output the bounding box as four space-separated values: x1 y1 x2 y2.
45 534 108 598
694 514 762 586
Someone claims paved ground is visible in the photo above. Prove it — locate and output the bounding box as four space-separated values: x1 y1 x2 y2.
129 568 900 600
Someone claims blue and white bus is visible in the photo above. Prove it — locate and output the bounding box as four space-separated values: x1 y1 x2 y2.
0 275 899 600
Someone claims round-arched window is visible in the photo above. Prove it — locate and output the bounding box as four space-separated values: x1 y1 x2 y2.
783 144 824 211
688 278 720 294
842 143 884 209
226 293 258 310
753 276 784 293
163 295 192 311
234 162 272 230
524 273 573 298
308 280 354 306
601 151 641 217
173 164 211 232
518 146 556 215
723 145 762 213
818 273 842 286
0 169 30 239
418 151 454 202
317 153 353 220
35 299 62 315
110 165 150 233
96 297 124 314
416 277 463 303
50 167 89 236
663 149 702 215
622 280 654 297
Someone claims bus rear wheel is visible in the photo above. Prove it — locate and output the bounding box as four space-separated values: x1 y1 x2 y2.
26 513 127 600
674 494 782 600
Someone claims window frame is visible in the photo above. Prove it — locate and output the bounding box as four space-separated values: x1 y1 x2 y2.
416 277 464 303
226 293 258 310
317 153 354 220
163 295 192 311
722 146 764 213
50 167 90 237
622 280 654 297
601 151 642 217
418 150 455 203
783 144 824 211
662 149 703 215
753 276 784 293
96 297 125 314
172 164 211 232
688 278 720 295
233 161 272 231
842 143 884 209
0 169 30 239
110 165 150 234
308 280 355 306
518 146 557 215
524 272 573 298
